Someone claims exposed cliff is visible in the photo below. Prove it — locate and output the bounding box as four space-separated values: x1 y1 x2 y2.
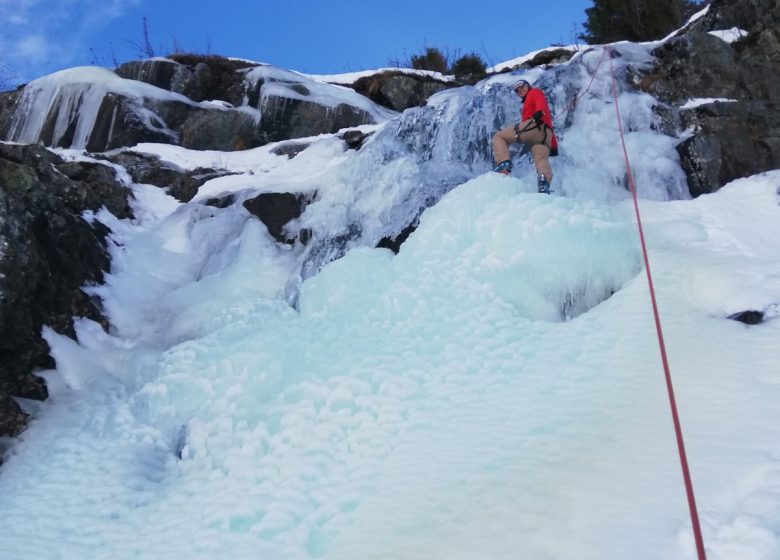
640 0 780 194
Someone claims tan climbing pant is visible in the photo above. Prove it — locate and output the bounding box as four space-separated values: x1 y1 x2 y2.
492 119 553 182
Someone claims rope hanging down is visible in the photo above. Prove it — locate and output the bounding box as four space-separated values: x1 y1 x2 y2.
606 47 708 560
552 46 609 123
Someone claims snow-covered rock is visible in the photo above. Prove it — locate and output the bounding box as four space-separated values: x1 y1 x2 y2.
0 60 396 152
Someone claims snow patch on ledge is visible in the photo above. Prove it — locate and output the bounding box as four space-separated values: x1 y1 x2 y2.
305 67 456 85
709 27 749 43
244 65 397 123
680 98 738 110
489 44 580 73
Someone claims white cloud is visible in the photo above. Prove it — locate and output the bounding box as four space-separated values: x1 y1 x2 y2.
16 34 49 62
0 0 142 83
0 0 42 25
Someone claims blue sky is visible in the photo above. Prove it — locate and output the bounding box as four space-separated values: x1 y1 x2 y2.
1 0 592 85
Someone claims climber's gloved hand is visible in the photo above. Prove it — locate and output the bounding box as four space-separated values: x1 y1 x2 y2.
533 110 544 126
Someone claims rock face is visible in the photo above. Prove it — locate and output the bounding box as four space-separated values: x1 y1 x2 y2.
85 93 190 152
256 94 375 145
352 71 453 112
99 150 232 202
243 192 312 244
0 55 389 154
0 89 20 135
100 151 183 187
640 0 780 195
494 47 576 73
115 56 249 106
677 100 780 197
694 0 780 34
0 144 131 437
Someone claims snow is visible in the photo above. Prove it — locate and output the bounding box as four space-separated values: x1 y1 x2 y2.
488 44 580 73
680 98 739 109
243 65 397 123
660 4 711 42
709 28 749 43
305 67 456 85
2 36 780 560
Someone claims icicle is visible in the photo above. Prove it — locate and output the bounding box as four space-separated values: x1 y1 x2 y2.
3 66 196 150
6 74 109 148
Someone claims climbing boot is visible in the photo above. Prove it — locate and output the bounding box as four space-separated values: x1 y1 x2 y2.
493 160 513 175
537 174 551 194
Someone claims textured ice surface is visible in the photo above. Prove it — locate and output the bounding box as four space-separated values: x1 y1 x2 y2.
1 172 780 560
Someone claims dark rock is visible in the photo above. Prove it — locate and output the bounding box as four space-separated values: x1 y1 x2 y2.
527 48 576 68
178 63 219 102
180 108 260 151
0 144 129 436
100 152 182 187
0 141 66 174
732 28 780 103
639 0 780 196
341 129 372 150
255 95 375 144
651 104 679 137
243 192 310 243
644 33 741 105
290 84 310 96
690 0 780 35
0 143 133 218
676 100 780 196
204 194 237 208
676 134 722 197
728 310 764 324
494 47 576 72
167 168 230 203
376 222 417 253
298 227 312 245
166 54 256 105
0 89 20 138
55 161 133 218
146 97 195 130
352 72 451 112
100 151 232 202
115 59 180 91
0 396 28 438
116 57 251 105
85 93 187 152
378 75 448 112
271 142 310 159
244 78 264 109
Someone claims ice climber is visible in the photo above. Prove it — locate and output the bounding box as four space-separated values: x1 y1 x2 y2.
492 78 558 194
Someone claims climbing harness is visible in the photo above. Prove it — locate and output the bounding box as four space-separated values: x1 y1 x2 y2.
514 120 546 143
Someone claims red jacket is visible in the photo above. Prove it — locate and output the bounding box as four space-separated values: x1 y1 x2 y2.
521 88 558 151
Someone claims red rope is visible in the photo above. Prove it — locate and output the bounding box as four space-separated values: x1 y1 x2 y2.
552 47 609 123
606 47 707 560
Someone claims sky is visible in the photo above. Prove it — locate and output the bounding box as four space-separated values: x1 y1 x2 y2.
0 0 592 86
3 26 780 558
